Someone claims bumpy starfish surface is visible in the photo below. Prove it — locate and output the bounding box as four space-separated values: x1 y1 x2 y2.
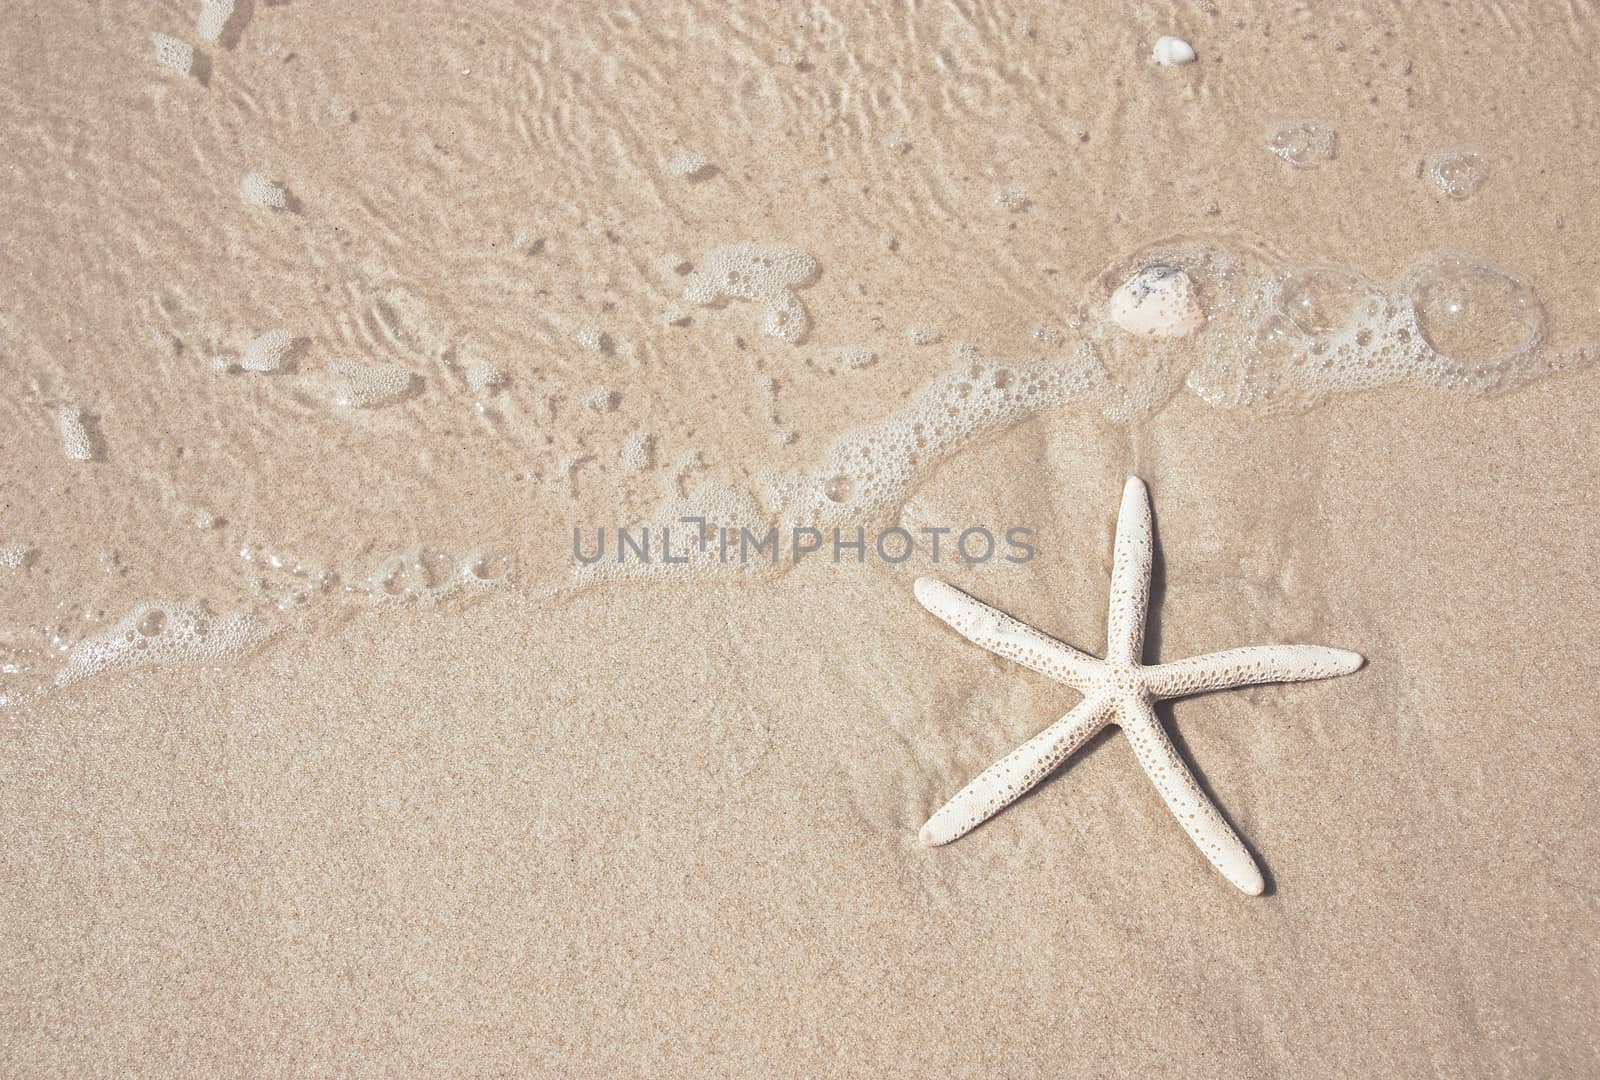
914 477 1362 894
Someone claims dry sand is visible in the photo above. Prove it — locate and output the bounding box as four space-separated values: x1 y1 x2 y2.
2 2 1598 1076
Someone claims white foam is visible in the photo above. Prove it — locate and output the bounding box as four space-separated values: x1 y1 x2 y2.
151 33 194 76
464 362 504 395
196 0 235 44
0 544 31 570
241 329 292 372
768 342 1103 527
56 406 92 461
583 386 619 412
620 431 655 472
666 151 710 178
55 603 270 687
1266 122 1337 168
334 363 415 408
840 346 876 370
993 189 1030 212
573 325 608 352
241 173 287 209
682 243 818 344
1427 146 1489 199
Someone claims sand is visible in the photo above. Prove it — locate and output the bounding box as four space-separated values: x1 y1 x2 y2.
2 3 1598 1076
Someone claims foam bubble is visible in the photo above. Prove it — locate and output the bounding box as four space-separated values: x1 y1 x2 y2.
241 173 288 209
151 33 194 76
464 361 504 395
196 0 235 44
334 363 415 408
840 346 877 370
666 151 710 178
573 325 609 353
1427 146 1489 199
368 549 458 606
241 329 293 372
1405 253 1545 368
1168 242 1563 408
620 431 655 472
583 386 619 412
0 544 32 570
682 243 819 344
907 324 941 346
55 603 270 687
993 189 1030 212
56 406 92 461
460 548 512 591
1266 122 1337 168
768 342 1103 527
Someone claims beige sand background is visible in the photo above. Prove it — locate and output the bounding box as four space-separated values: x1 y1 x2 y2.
3 2 1598 1076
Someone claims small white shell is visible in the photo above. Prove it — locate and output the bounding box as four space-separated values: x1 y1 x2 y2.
1109 266 1205 338
1151 36 1197 66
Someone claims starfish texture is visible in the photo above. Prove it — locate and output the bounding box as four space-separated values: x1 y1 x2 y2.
914 476 1363 894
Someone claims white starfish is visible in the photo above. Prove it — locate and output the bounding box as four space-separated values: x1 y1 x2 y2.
914 476 1363 894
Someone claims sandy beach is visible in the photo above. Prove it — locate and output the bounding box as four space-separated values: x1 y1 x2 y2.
3 2 1598 1075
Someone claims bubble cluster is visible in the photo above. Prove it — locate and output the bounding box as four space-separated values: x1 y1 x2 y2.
1265 122 1337 168
334 363 415 408
992 188 1030 212
907 324 941 346
666 151 710 178
1405 253 1545 366
55 603 270 687
769 342 1103 527
241 173 288 209
464 361 504 395
0 544 32 570
368 547 510 605
1126 240 1567 409
56 406 93 461
682 243 818 344
241 329 293 372
620 430 655 472
1427 146 1489 199
151 33 194 76
197 0 234 44
840 346 876 370
573 325 608 353
583 385 619 412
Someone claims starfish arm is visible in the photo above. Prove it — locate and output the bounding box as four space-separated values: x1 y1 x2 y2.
1143 645 1364 700
914 577 1103 692
919 695 1114 847
1117 697 1265 895
1106 477 1153 664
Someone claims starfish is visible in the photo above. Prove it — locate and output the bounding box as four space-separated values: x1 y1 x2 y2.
913 476 1363 894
